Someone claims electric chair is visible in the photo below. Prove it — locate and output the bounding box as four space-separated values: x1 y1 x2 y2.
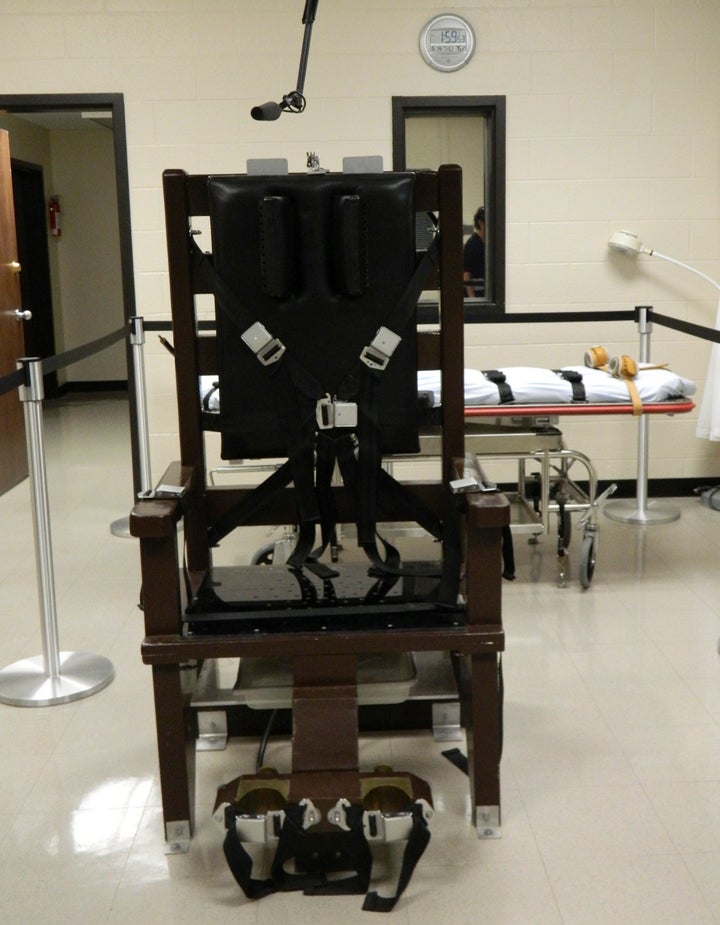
131 162 508 909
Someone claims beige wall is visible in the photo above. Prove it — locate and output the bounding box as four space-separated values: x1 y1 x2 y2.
1 1 719 483
50 128 125 382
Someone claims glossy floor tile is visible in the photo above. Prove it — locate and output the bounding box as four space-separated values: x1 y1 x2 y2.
1 392 720 923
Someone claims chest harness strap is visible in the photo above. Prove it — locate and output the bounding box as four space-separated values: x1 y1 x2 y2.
198 227 450 586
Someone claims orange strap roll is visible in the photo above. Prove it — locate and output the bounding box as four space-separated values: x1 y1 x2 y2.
584 345 609 369
608 354 637 379
583 347 671 415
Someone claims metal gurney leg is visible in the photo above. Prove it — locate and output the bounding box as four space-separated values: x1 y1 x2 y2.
463 417 610 586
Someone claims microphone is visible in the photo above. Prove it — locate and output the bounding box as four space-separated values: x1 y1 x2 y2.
251 1 317 121
251 101 283 121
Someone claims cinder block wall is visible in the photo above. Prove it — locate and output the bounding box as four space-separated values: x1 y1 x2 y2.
1 1 718 482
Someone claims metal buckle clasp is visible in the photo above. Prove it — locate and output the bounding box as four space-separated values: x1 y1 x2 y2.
316 395 358 430
241 321 286 366
360 326 402 371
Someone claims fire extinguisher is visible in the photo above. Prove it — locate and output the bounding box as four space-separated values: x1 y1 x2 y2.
49 195 61 237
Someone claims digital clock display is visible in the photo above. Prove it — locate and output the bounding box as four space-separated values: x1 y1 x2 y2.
420 15 475 72
429 28 467 49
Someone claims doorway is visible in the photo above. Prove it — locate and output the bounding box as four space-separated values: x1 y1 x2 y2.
0 93 141 493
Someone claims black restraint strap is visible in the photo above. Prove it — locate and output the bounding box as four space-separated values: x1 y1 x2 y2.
334 236 461 587
302 806 373 897
208 460 293 547
225 802 432 912
362 803 431 913
336 235 439 405
554 369 586 402
502 524 516 580
483 370 514 404
201 380 219 412
192 235 325 563
223 805 327 899
201 232 441 573
223 825 284 899
441 747 469 775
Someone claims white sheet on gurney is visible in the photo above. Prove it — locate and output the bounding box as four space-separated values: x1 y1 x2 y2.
202 367 696 411
416 366 696 407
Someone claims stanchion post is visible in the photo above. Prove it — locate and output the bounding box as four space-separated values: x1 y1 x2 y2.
130 316 153 493
0 358 115 706
111 316 152 536
604 306 681 526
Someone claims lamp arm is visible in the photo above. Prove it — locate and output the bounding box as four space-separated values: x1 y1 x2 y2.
649 250 720 294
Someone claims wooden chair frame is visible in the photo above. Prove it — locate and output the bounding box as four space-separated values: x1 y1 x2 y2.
131 164 509 851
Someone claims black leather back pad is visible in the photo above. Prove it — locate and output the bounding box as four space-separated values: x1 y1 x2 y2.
208 172 420 459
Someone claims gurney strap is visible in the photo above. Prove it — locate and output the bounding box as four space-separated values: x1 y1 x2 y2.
483 370 514 403
554 369 586 402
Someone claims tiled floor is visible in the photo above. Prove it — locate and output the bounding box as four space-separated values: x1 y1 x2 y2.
2 392 720 923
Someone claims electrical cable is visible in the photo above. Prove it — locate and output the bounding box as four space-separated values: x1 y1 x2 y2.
256 709 278 773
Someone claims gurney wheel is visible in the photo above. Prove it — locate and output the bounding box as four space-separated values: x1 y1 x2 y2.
579 533 596 588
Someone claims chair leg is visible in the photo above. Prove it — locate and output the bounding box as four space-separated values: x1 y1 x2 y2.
291 654 359 775
152 663 196 853
461 652 502 838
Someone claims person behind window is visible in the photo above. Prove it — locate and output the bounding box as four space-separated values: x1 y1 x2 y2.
463 205 485 297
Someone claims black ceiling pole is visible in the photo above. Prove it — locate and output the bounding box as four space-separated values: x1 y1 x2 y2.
295 0 319 96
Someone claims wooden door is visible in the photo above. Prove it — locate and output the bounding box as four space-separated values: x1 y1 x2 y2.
0 129 28 495
12 160 57 396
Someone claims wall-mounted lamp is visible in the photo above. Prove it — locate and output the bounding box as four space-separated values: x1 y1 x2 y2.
608 230 720 298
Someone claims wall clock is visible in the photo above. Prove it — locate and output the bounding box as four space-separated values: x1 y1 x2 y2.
419 14 475 72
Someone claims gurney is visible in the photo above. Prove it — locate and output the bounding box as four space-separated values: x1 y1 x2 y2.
200 361 696 587
419 363 695 584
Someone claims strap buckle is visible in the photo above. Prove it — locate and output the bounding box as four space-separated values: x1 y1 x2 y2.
316 395 358 429
222 805 285 843
241 321 286 366
363 799 434 842
360 326 401 371
137 483 186 501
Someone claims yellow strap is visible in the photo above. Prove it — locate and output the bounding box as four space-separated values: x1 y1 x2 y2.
624 377 643 415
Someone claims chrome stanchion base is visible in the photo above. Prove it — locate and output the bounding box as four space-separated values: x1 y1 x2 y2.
0 652 115 707
110 516 132 538
604 498 680 525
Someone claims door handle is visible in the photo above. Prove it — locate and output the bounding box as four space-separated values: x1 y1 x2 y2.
14 309 32 321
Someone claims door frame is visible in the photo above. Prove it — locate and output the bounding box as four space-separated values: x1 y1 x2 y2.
0 93 141 491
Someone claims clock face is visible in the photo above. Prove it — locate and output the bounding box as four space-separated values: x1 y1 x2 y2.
419 15 475 72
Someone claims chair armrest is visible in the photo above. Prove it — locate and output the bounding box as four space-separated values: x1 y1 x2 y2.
465 490 510 529
129 462 195 538
452 457 510 528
